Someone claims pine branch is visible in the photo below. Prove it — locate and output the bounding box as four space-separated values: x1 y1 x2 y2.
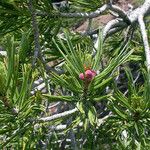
109 4 130 23
36 4 108 19
36 108 78 123
28 0 41 67
45 113 111 131
138 15 150 71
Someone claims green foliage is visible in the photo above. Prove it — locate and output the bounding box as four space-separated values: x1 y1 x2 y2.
0 0 149 149
0 36 44 148
106 68 150 148
50 31 133 131
69 0 105 11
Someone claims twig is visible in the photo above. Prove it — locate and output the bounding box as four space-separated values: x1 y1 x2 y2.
109 4 130 23
48 102 60 109
83 18 93 35
102 19 122 39
67 104 78 150
124 72 141 96
31 82 46 95
94 19 127 49
36 108 78 122
28 0 41 67
29 0 150 54
36 4 108 19
47 113 111 131
93 0 150 41
128 0 150 23
138 15 150 71
36 0 150 21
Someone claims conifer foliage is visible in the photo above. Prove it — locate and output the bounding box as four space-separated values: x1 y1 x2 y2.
0 0 150 149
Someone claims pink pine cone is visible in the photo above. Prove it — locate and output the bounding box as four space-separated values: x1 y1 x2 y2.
85 70 96 81
79 69 96 81
91 70 96 76
85 70 93 80
79 73 85 80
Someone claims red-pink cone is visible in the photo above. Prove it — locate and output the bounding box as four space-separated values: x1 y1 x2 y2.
79 73 85 80
79 69 96 81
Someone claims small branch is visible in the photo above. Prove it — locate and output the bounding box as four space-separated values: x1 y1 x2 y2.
48 102 60 109
93 0 150 41
85 18 92 34
36 1 150 25
138 15 150 71
109 4 130 23
36 4 108 19
124 72 141 96
31 82 46 95
106 25 126 37
28 0 41 67
94 19 127 49
36 108 78 123
48 113 111 131
102 19 122 39
34 1 150 41
128 0 150 23
109 10 119 17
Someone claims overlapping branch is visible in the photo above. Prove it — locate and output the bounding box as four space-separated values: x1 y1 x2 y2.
36 0 150 39
29 0 150 127
28 0 41 67
48 113 111 131
138 15 150 71
109 4 130 23
36 4 108 19
103 0 150 38
36 108 78 123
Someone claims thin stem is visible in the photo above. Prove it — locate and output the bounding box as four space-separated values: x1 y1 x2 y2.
36 4 108 19
28 0 41 67
138 15 150 71
36 108 78 122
